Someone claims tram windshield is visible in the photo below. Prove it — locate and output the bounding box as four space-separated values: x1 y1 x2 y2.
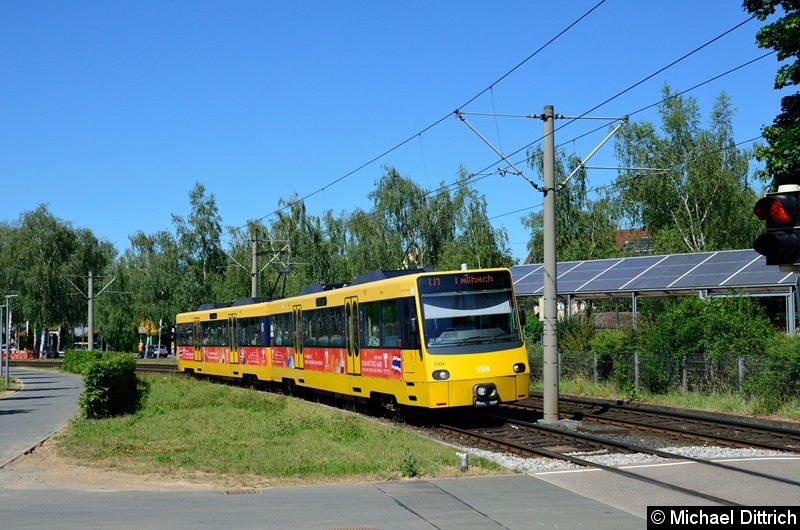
417 271 522 353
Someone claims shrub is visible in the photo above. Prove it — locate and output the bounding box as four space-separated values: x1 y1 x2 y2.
636 295 779 394
524 313 543 344
557 314 594 354
589 328 635 389
62 349 104 374
745 333 800 413
79 354 149 419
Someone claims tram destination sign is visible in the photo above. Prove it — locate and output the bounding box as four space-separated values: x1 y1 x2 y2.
417 270 512 295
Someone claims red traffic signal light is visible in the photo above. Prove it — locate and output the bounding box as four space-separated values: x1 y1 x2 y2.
753 191 800 265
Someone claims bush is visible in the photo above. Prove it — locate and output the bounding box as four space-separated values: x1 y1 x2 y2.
636 296 778 394
557 315 594 354
745 334 800 413
524 313 543 344
589 329 635 390
62 349 104 374
79 354 149 419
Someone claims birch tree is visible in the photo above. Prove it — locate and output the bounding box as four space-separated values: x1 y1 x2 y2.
612 85 761 253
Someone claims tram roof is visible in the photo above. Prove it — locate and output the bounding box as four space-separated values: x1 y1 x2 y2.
510 249 799 300
350 268 432 286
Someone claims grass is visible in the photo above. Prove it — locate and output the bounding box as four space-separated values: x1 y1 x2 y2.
55 374 509 486
50 372 800 488
0 375 21 395
550 377 800 422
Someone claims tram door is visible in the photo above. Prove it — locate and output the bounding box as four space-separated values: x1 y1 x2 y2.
292 305 304 369
193 318 202 362
345 296 361 375
228 314 238 364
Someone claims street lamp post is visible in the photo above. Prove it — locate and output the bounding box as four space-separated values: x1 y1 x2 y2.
4 294 18 388
0 303 4 378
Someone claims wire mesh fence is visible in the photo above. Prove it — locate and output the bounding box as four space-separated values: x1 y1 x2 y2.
527 347 794 396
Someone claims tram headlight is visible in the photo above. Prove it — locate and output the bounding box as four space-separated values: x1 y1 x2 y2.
473 383 499 405
513 363 527 374
432 370 450 380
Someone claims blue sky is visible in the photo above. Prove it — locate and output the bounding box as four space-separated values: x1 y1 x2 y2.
0 1 789 264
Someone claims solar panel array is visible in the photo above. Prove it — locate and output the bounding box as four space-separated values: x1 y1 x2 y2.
510 249 798 299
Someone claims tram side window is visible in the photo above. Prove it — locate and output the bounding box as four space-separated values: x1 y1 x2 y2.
272 313 293 346
219 320 229 346
200 322 211 345
381 301 399 348
176 323 193 347
316 311 329 346
401 297 419 349
238 317 264 346
200 320 228 346
360 300 401 348
329 306 344 346
237 318 249 346
362 301 381 347
303 311 316 346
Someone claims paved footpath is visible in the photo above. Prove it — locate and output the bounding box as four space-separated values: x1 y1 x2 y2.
0 368 82 467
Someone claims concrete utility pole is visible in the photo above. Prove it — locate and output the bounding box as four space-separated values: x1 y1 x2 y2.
216 236 291 300
5 294 17 387
251 238 258 298
541 105 559 422
454 105 629 424
88 271 94 351
67 272 118 351
0 303 4 377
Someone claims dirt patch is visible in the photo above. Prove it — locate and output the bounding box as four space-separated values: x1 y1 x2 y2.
0 436 361 492
0 439 238 491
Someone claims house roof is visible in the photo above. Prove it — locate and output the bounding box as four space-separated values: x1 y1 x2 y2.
510 249 798 300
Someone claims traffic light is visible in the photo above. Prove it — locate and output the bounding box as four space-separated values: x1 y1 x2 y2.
753 190 800 265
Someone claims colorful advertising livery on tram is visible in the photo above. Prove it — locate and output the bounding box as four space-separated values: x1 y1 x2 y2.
175 267 529 409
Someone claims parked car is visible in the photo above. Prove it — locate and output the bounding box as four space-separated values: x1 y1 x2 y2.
144 344 169 358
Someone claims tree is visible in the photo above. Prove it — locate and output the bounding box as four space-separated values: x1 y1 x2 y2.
522 147 619 263
613 85 761 253
345 206 393 275
172 182 227 301
123 230 183 347
0 205 113 351
367 167 434 268
438 167 515 270
269 194 331 295
742 1 800 188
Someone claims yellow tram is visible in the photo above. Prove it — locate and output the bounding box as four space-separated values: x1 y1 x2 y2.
176 267 530 409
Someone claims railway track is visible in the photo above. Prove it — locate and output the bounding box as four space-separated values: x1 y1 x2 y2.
431 416 800 507
521 393 800 453
411 392 800 507
8 358 180 375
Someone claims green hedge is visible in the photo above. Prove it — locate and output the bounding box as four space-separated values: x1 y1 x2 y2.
65 350 149 419
62 349 104 374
